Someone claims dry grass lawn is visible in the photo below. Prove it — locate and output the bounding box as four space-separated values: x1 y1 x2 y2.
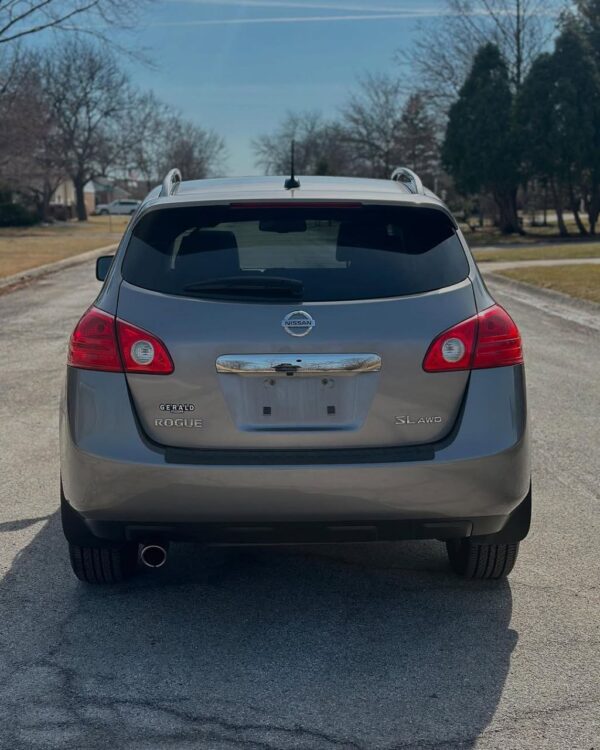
461 216 586 246
495 264 600 304
0 215 129 279
473 242 600 262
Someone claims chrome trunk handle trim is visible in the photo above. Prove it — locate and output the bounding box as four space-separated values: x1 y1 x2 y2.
216 353 381 375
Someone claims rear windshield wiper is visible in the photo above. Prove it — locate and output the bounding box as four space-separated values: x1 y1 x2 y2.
183 276 304 299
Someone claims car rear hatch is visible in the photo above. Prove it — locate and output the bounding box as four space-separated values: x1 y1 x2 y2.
116 201 475 450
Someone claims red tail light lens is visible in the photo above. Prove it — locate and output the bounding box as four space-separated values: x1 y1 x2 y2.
423 304 523 372
422 315 477 372
116 318 174 374
68 307 122 372
68 307 173 374
472 305 523 369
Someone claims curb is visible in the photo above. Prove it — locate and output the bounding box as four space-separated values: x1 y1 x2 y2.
484 270 600 315
477 257 600 271
0 244 117 294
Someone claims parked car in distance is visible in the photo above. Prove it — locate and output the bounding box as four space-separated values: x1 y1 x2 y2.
95 199 141 216
61 168 531 584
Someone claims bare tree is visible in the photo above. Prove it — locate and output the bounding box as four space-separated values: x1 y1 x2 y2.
2 42 227 221
41 39 136 220
158 117 226 181
253 111 353 176
339 73 405 178
398 92 440 183
126 99 227 186
253 82 443 183
14 60 64 219
0 49 27 171
0 0 149 45
398 0 565 110
0 50 65 218
125 92 172 191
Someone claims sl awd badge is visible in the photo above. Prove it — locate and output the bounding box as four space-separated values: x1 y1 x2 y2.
395 415 442 425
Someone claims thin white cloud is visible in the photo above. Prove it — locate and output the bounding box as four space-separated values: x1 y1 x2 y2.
154 12 449 27
169 0 419 11
163 1 559 18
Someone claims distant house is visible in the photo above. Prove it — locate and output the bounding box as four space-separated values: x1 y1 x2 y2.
90 179 134 206
50 180 96 219
50 176 140 219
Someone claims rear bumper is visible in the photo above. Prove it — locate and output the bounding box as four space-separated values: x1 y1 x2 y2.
61 490 531 545
60 366 530 535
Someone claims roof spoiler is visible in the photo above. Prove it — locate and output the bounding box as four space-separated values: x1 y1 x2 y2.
160 168 182 198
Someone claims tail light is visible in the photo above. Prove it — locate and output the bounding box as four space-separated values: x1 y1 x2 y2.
423 304 523 372
472 305 523 369
68 307 174 374
116 317 173 374
68 307 122 372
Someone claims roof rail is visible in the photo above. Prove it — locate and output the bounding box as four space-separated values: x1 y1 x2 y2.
390 167 424 195
160 168 182 198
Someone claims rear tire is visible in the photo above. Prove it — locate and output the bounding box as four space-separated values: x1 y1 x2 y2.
68 542 138 584
446 539 519 579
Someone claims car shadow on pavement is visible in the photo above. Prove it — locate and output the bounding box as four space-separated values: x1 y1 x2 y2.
0 512 516 750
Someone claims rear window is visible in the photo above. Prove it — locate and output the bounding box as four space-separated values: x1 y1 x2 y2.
122 204 468 302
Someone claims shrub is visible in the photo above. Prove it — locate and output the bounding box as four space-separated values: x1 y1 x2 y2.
0 202 39 227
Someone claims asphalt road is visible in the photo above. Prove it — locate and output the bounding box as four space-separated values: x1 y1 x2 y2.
0 262 598 750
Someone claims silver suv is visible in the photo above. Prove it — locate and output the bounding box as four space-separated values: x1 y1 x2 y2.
60 168 531 584
95 199 141 216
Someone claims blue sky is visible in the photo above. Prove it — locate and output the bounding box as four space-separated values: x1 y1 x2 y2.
122 0 447 174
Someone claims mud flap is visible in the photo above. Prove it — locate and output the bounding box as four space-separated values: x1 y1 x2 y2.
61 483 117 547
470 484 532 544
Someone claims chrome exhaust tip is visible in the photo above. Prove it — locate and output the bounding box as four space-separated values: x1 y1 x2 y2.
139 543 168 569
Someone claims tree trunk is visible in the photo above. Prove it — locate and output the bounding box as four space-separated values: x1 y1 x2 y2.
543 183 548 226
569 184 588 235
572 207 589 235
39 198 51 223
551 182 568 237
74 176 88 222
585 187 600 236
40 180 54 223
493 189 521 235
33 197 46 223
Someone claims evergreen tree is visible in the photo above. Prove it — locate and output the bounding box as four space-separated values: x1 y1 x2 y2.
517 25 600 234
573 1 600 232
442 44 521 234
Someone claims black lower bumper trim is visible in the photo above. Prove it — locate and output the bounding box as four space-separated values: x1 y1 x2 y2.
68 513 513 546
164 444 435 466
61 488 531 548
